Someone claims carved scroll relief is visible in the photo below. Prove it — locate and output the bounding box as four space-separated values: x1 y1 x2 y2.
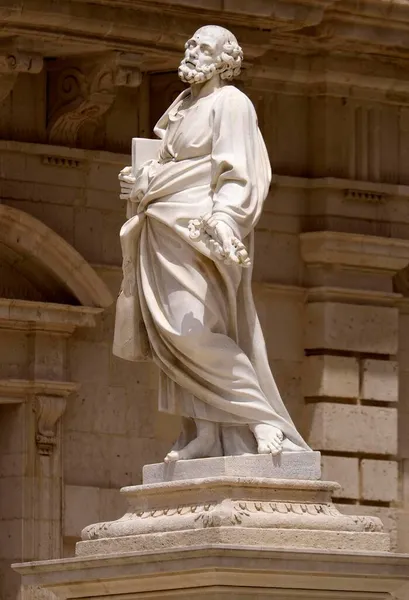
47 52 142 146
34 395 67 457
0 46 43 103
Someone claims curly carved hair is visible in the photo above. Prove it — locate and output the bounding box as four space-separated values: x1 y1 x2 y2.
217 39 243 80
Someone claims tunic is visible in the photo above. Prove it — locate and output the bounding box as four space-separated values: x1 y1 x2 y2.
114 84 310 454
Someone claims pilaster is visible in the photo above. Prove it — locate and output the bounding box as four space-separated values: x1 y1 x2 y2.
0 301 102 580
301 233 405 518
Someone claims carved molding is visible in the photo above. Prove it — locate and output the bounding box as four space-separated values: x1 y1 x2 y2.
0 379 78 405
300 231 409 273
0 299 102 333
250 55 409 104
121 500 382 531
0 46 43 103
343 189 386 204
80 476 386 552
47 52 142 146
306 286 399 307
34 394 67 456
42 155 82 168
3 0 409 68
0 49 43 74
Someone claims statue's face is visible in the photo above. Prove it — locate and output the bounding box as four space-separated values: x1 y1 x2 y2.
184 30 221 71
179 27 225 84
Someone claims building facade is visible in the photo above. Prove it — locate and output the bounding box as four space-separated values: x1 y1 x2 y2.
1 1 409 598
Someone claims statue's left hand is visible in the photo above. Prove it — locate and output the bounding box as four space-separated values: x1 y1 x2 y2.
204 217 248 265
188 215 250 267
211 221 238 262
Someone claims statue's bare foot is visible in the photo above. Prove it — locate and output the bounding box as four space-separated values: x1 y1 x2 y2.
251 423 284 456
164 419 219 463
164 437 215 462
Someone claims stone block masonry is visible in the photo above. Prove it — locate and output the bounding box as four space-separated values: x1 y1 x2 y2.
303 294 399 523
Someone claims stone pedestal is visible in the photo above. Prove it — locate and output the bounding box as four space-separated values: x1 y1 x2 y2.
14 546 409 600
77 452 389 556
13 453 409 599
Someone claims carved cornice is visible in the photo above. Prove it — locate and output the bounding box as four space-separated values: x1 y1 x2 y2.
306 286 401 307
47 52 142 146
0 378 78 404
317 0 409 57
0 299 103 332
261 0 409 59
83 0 337 31
269 174 409 197
0 139 129 166
2 0 409 74
300 231 409 273
250 54 409 104
0 0 336 66
3 0 409 66
0 44 42 102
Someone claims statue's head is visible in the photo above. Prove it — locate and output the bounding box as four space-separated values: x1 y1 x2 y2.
178 25 243 85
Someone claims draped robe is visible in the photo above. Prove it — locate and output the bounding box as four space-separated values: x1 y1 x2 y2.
114 84 310 454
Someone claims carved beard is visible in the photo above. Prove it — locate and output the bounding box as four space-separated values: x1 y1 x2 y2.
178 59 217 84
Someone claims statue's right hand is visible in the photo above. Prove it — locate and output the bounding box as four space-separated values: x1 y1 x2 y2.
118 166 136 201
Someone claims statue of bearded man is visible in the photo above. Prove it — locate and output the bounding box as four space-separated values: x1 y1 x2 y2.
117 25 311 462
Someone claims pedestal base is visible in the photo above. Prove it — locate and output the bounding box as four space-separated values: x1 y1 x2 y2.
78 453 388 555
12 455 409 600
14 546 409 600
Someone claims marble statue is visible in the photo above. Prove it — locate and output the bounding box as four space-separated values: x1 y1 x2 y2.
116 25 311 462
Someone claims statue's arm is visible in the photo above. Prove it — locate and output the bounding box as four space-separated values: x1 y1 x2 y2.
189 89 271 267
210 87 272 242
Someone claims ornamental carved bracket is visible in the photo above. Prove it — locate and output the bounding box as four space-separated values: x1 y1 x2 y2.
47 52 143 146
0 45 43 103
34 394 67 457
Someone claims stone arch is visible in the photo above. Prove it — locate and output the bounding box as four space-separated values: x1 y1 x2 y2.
0 204 113 307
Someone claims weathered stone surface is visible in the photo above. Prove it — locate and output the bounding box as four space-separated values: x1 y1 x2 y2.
14 546 409 600
361 460 399 503
307 403 397 455
340 504 398 552
321 456 360 500
143 452 322 484
361 360 398 403
303 355 359 399
64 485 126 540
79 473 389 556
305 303 398 355
301 231 409 272
78 526 389 557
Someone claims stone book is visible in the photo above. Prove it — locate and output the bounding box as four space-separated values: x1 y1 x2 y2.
131 137 161 174
126 137 162 217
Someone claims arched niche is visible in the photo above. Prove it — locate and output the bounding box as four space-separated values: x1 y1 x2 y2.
0 204 113 307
